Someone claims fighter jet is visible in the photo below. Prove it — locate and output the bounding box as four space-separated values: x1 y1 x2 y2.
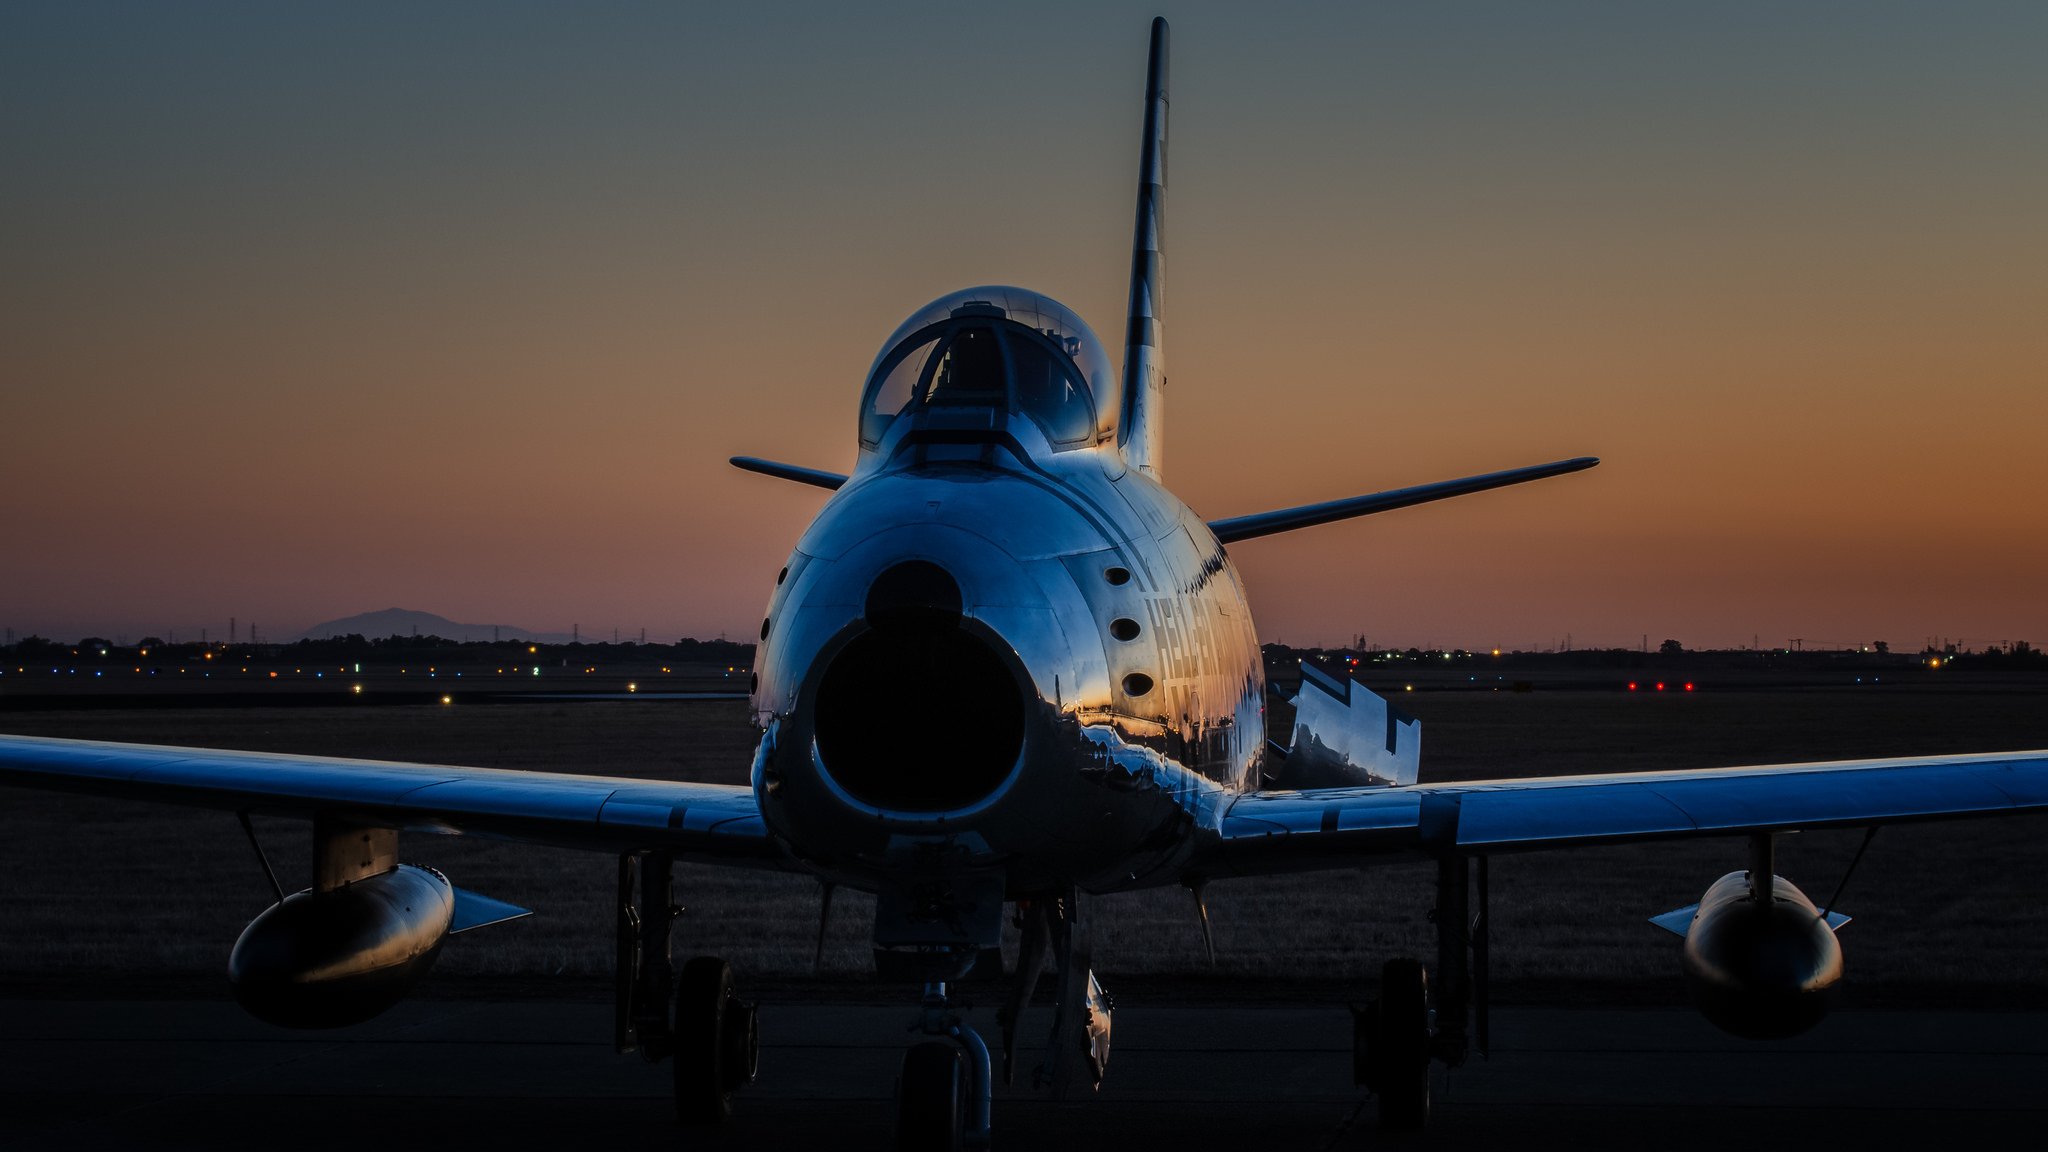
6 18 2047 1150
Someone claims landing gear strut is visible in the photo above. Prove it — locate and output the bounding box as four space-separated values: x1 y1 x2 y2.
615 852 757 1126
1353 853 1488 1130
895 977 992 1151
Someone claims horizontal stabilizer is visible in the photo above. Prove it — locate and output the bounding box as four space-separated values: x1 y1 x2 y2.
1208 457 1598 544
1649 904 1849 937
730 456 847 491
450 887 532 934
1649 905 1697 936
1274 662 1420 789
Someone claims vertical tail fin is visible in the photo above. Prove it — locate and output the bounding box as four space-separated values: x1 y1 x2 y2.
1119 17 1169 478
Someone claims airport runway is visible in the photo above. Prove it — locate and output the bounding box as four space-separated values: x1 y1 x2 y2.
3 994 2043 1150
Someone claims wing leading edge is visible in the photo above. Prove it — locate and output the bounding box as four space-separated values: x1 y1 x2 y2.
0 734 783 866
1206 749 2048 876
1208 456 1598 544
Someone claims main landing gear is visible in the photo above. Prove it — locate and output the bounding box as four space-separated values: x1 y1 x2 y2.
1353 854 1488 1130
615 853 759 1127
674 956 760 1124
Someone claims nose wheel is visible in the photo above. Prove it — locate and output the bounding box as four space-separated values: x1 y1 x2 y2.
894 981 992 1151
897 1041 966 1151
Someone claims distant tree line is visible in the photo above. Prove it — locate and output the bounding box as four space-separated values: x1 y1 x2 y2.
1 633 760 666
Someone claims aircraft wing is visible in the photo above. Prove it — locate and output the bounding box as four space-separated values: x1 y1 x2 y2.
0 734 783 867
1207 457 1597 544
1206 749 2048 876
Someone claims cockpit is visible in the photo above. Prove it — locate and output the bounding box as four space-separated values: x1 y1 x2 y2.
859 286 1120 452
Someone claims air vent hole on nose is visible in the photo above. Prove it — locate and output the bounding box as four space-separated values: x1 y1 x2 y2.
1122 672 1154 696
1110 618 1140 642
1104 566 1131 586
759 617 772 641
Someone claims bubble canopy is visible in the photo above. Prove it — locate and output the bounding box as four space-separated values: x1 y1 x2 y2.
859 287 1119 451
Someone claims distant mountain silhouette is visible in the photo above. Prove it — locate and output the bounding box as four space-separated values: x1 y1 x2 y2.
292 608 573 644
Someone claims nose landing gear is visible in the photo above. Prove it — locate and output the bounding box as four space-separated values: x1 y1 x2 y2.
895 979 993 1151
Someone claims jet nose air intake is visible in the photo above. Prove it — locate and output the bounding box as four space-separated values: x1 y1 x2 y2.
812 561 1027 813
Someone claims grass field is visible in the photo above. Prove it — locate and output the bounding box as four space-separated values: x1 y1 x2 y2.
3 680 2046 1003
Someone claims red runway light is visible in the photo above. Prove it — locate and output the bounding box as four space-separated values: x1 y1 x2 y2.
1655 682 1666 691
1684 682 1695 692
1627 681 1638 691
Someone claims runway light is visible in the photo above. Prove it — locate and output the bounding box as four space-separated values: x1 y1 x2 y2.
441 695 452 705
352 684 362 694
628 683 637 692
1684 682 1695 691
1404 685 1413 692
269 671 277 679
1628 681 1638 691
1655 682 1666 691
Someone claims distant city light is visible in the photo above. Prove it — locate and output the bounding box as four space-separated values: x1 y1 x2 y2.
441 695 452 705
352 684 362 694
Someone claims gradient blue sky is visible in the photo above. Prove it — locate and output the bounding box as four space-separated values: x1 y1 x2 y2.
5 2 2045 649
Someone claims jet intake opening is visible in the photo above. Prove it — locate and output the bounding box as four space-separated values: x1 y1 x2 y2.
814 611 1025 814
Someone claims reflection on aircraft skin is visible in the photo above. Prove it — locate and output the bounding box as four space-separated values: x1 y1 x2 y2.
15 16 2048 1151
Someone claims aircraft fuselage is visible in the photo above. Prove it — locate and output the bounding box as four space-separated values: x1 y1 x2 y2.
750 406 1265 898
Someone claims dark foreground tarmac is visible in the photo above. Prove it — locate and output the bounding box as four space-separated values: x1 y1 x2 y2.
3 995 2043 1150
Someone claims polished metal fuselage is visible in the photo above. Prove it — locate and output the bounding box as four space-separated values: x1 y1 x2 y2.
750 408 1265 897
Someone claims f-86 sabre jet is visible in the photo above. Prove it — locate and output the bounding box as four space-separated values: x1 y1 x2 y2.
6 17 2048 1150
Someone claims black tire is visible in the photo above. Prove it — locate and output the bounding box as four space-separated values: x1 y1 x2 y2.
674 956 737 1125
1375 957 1431 1130
895 1041 965 1152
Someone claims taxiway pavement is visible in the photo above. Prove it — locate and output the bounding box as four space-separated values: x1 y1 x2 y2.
3 996 2043 1149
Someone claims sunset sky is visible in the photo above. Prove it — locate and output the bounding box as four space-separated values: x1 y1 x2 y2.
5 2 2045 651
